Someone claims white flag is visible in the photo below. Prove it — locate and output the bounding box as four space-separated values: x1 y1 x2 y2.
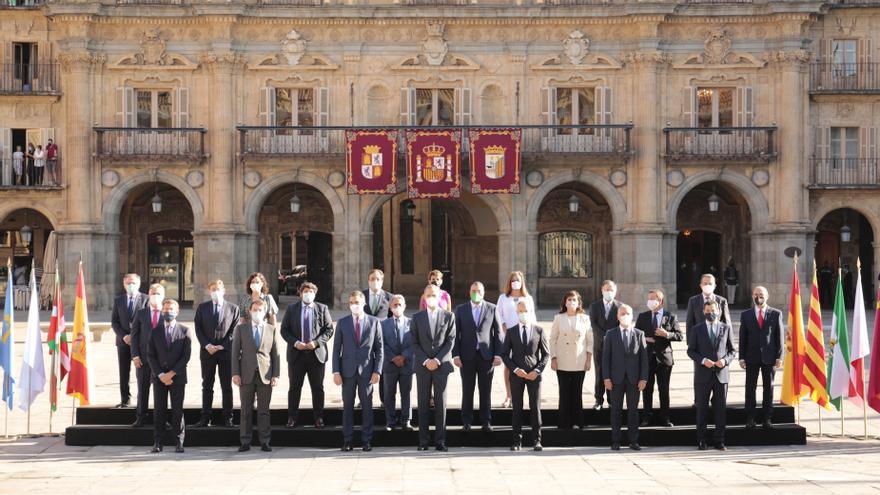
18 265 45 411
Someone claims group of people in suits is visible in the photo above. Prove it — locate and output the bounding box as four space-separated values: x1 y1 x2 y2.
108 269 784 454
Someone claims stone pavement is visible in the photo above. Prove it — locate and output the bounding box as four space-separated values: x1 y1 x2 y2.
0 307 879 494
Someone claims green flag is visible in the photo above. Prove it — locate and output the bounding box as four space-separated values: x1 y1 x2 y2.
827 270 851 411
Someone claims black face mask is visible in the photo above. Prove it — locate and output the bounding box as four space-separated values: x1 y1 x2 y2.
754 296 765 307
430 280 442 287
704 312 718 322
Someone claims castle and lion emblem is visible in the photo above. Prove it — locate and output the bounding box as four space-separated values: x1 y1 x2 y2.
361 145 383 179
416 142 453 183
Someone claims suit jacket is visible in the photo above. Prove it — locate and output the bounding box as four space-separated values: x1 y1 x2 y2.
231 322 281 385
381 316 414 374
501 323 550 374
739 306 784 365
589 299 622 354
549 313 593 371
194 300 241 351
602 326 649 385
130 306 163 360
146 323 192 385
280 301 334 363
687 321 736 384
452 301 500 362
362 289 392 321
332 315 384 378
685 293 732 333
111 292 149 346
410 308 456 374
635 309 682 367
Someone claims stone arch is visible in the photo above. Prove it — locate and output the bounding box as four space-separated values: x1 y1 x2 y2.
811 202 880 240
0 202 60 229
666 170 769 232
102 170 205 233
244 169 346 234
526 169 626 232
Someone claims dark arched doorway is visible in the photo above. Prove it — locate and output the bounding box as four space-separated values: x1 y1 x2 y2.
815 208 875 309
0 208 54 308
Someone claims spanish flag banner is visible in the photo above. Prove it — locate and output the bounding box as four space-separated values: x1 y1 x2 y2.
781 256 808 405
66 262 90 406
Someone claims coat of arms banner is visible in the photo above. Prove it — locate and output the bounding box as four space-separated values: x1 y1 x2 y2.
346 129 398 194
468 128 521 194
405 129 461 199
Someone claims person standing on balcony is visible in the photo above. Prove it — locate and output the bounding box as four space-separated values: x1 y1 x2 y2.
12 146 24 186
25 142 35 186
32 144 46 186
46 138 59 186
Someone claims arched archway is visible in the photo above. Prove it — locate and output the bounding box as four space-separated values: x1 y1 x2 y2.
666 170 769 233
0 208 56 308
102 170 204 234
526 170 626 233
813 207 876 309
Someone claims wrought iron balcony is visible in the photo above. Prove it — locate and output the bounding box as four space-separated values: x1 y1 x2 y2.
0 64 60 96
663 126 777 163
810 157 880 188
237 124 633 160
810 63 880 94
0 157 64 188
94 127 207 162
0 0 46 7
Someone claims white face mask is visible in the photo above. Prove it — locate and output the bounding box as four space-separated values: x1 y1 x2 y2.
250 283 262 294
510 281 522 291
602 290 616 302
301 292 315 304
425 296 439 309
350 304 362 315
517 312 530 325
566 300 579 310
701 284 716 295
647 299 660 311
619 314 633 327
250 311 265 322
369 280 382 291
210 291 224 303
149 294 164 308
125 283 138 295
391 306 405 318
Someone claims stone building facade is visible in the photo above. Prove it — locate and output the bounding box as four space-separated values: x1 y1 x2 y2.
0 0 878 310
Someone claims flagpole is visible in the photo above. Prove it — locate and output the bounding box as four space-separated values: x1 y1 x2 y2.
818 404 822 436
841 400 845 438
3 375 8 439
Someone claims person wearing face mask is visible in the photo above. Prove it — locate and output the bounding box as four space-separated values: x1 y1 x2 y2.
419 269 452 310
502 300 549 452
687 300 736 451
238 273 279 326
635 289 681 427
146 299 191 454
193 280 241 428
129 283 166 427
603 304 648 451
280 282 334 428
549 290 593 430
363 269 392 320
738 286 784 430
588 280 623 410
411 284 456 452
232 299 280 453
381 295 414 431
453 282 502 432
111 273 148 408
685 274 731 334
495 271 535 409
332 291 384 452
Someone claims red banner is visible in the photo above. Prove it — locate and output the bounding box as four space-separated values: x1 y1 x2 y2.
346 129 398 195
469 128 521 194
406 129 461 198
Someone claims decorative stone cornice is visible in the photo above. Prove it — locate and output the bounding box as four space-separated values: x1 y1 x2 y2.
621 50 670 67
762 49 810 69
57 51 106 72
198 51 246 72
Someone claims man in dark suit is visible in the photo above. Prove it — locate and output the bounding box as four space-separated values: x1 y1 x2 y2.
280 282 334 428
453 281 502 432
685 274 732 333
603 304 648 451
111 273 148 408
333 291 384 452
146 299 191 454
232 299 280 452
411 284 456 452
382 294 413 430
635 289 682 427
688 299 736 451
193 279 241 428
363 269 391 405
738 286 784 429
589 279 622 410
129 283 165 427
502 300 550 452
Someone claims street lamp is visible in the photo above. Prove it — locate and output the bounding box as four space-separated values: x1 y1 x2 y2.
568 194 580 214
151 191 162 213
20 224 32 245
290 193 301 214
707 187 721 212
840 223 852 243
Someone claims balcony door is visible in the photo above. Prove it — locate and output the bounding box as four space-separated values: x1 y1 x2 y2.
540 86 612 153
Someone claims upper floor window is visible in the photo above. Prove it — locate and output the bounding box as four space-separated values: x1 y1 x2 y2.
136 90 173 128
541 86 612 134
832 39 858 77
259 86 328 129
697 88 733 128
830 126 859 163
116 87 189 128
683 86 752 128
400 87 470 126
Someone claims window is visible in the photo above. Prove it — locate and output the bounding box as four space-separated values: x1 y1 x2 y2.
555 87 595 135
415 88 454 126
275 88 314 127
696 88 734 129
830 126 859 168
832 39 857 77
539 231 593 278
12 42 37 87
135 90 172 128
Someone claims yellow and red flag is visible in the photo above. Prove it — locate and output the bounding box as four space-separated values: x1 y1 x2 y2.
781 256 808 405
66 262 90 405
804 261 831 409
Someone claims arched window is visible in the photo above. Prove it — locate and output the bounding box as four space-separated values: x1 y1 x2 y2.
539 231 593 278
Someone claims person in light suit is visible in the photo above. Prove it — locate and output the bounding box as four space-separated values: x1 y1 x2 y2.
549 290 592 430
146 299 191 454
738 286 784 429
129 283 165 427
603 304 648 451
589 280 623 410
333 291 384 452
382 294 414 430
111 273 148 408
635 289 681 427
232 299 280 452
688 299 736 451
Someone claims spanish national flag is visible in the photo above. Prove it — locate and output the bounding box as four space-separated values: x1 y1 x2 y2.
66 262 90 405
781 256 808 405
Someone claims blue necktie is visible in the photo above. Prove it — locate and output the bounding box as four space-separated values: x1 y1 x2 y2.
254 325 262 348
127 297 134 317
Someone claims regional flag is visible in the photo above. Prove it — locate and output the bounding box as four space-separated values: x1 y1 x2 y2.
0 259 14 410
66 262 90 405
828 269 851 410
17 262 45 411
849 260 870 407
781 257 807 405
804 261 831 409
867 287 880 413
47 261 69 412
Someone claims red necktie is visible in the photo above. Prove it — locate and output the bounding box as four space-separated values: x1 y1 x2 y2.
758 308 764 328
152 310 159 328
355 318 361 345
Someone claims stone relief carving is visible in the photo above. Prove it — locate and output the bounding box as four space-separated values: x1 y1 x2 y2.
562 30 591 65
391 22 479 71
674 29 765 69
423 22 449 66
532 30 622 71
108 28 197 70
251 30 338 71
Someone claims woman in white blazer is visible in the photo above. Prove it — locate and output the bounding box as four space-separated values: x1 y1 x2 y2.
549 290 593 430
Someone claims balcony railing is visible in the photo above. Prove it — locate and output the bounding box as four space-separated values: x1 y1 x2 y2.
1 0 46 7
94 127 207 161
810 63 880 93
0 64 60 96
237 124 633 159
0 158 63 188
811 158 880 187
663 126 777 162
257 0 323 4
831 0 880 6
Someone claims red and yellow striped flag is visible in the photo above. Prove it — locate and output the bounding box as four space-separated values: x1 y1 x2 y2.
66 261 90 405
804 261 831 409
781 256 808 405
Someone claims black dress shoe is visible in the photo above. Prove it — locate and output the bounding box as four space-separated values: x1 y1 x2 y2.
286 419 297 428
611 443 620 451
151 443 163 453
115 401 130 408
435 443 448 452
481 424 493 433
533 442 543 452
417 445 429 451
629 443 642 451
342 443 353 452
640 414 652 427
511 442 521 451
402 422 413 431
745 418 756 429
175 444 185 453
314 418 325 429
762 420 773 429
698 442 708 451
715 443 728 451
238 444 251 452
385 425 394 432
593 403 603 411
661 419 674 427
462 424 471 432
221 418 234 428
193 419 210 428
131 417 144 428
362 443 372 452
261 444 272 452
164 422 172 430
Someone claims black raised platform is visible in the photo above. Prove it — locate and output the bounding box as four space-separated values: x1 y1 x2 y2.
66 405 806 448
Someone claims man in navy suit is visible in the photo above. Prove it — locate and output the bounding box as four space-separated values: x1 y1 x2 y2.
146 299 191 454
363 269 391 405
589 280 623 410
381 294 414 430
333 291 383 452
130 283 165 427
193 279 241 427
738 286 784 429
603 304 649 451
635 289 682 427
453 281 502 432
111 273 148 408
688 299 736 451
